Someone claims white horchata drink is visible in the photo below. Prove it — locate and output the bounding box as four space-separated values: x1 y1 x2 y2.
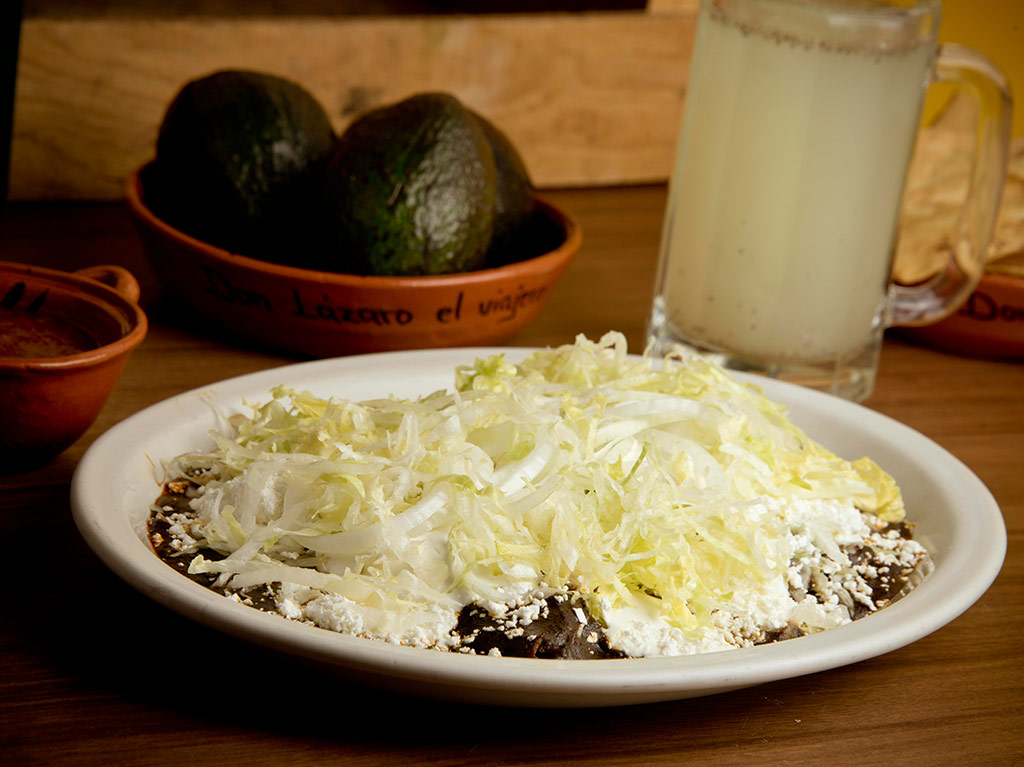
654 0 934 364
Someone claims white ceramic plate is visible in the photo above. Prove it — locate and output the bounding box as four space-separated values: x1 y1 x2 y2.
70 348 1006 708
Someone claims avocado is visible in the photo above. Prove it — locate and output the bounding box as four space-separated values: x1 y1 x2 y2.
149 70 335 258
313 92 497 276
471 112 536 266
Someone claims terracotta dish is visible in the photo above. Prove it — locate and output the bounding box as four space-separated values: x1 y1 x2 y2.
0 262 148 471
124 166 581 358
895 272 1024 359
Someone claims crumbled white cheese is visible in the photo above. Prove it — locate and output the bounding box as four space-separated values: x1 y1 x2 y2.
153 336 930 658
159 461 929 658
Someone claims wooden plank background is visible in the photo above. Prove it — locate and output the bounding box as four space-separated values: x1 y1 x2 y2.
8 4 699 200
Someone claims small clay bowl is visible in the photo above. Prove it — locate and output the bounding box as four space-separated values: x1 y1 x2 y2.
124 165 580 357
0 262 148 471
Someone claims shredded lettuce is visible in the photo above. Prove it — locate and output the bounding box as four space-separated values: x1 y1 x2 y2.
170 332 905 641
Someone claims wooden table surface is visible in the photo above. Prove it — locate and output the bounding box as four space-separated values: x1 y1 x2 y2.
2 186 1022 765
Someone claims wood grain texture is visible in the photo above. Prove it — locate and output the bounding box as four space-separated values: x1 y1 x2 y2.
9 9 695 200
1 186 1022 766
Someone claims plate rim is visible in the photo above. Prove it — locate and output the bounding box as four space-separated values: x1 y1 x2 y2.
69 346 1007 706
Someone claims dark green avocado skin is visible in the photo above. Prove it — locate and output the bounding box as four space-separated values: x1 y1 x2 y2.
150 70 336 259
472 111 536 266
313 92 498 276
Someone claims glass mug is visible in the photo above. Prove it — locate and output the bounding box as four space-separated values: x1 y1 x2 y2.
647 0 1012 401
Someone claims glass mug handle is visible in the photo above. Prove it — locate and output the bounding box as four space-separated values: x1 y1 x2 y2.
890 43 1013 327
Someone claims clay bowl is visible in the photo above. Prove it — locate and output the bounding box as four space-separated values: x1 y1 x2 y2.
895 271 1024 359
0 262 148 471
124 166 581 358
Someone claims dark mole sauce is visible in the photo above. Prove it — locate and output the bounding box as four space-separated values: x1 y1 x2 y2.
454 595 627 659
148 479 292 614
147 476 626 658
0 308 100 358
148 477 922 659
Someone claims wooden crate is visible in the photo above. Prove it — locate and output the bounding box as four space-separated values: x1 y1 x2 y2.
8 1 698 201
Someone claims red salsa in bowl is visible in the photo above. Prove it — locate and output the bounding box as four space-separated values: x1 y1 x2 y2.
0 309 101 358
0 262 148 471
